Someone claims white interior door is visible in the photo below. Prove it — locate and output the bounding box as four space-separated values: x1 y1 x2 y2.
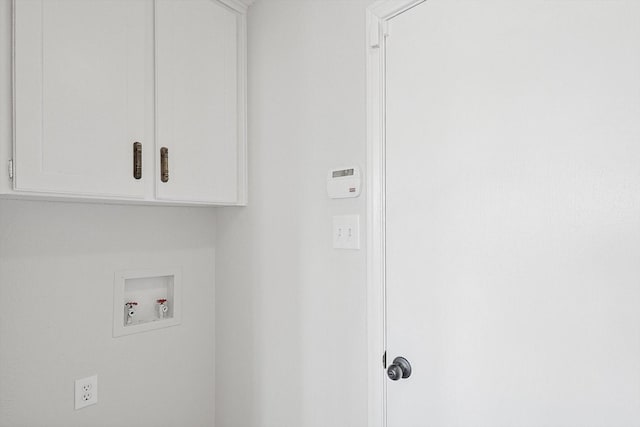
155 0 239 204
385 1 640 426
13 0 149 198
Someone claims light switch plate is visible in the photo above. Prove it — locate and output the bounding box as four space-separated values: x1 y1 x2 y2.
333 215 360 250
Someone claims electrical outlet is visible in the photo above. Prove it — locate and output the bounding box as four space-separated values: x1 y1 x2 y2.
74 375 98 410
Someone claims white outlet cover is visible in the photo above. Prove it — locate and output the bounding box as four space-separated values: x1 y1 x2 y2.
333 215 360 250
75 375 98 410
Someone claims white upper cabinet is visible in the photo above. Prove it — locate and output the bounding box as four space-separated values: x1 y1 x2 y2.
13 0 150 199
156 0 241 204
8 0 247 205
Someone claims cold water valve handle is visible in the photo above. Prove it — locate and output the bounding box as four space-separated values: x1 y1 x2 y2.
157 299 168 319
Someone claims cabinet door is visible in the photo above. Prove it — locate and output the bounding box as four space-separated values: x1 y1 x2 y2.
13 0 149 198
156 0 241 204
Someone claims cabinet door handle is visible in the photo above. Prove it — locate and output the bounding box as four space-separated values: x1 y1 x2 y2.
133 142 142 180
160 147 169 183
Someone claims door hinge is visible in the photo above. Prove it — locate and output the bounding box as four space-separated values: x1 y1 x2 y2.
8 159 13 180
383 351 387 369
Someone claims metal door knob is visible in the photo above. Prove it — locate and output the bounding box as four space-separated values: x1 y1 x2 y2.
387 356 412 381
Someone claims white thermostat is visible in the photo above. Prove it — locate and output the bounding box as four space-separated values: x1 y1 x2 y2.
327 166 361 198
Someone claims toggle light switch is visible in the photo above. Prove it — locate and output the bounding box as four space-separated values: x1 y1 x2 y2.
333 215 360 250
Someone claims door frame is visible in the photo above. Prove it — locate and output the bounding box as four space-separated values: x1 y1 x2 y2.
365 1 425 426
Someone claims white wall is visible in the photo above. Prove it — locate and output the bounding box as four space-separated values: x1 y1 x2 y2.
0 1 217 426
2 0 375 425
216 1 372 426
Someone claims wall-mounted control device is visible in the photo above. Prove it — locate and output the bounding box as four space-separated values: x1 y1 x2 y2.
327 166 361 198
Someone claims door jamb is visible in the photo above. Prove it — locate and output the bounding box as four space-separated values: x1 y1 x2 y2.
366 1 426 426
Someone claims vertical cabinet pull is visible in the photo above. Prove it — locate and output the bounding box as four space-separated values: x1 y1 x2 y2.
133 142 142 180
160 147 169 183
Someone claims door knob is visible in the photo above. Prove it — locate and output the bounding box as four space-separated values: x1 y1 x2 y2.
387 356 412 381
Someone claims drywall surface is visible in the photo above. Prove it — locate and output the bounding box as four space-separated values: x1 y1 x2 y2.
0 201 217 427
0 2 217 426
216 1 372 426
